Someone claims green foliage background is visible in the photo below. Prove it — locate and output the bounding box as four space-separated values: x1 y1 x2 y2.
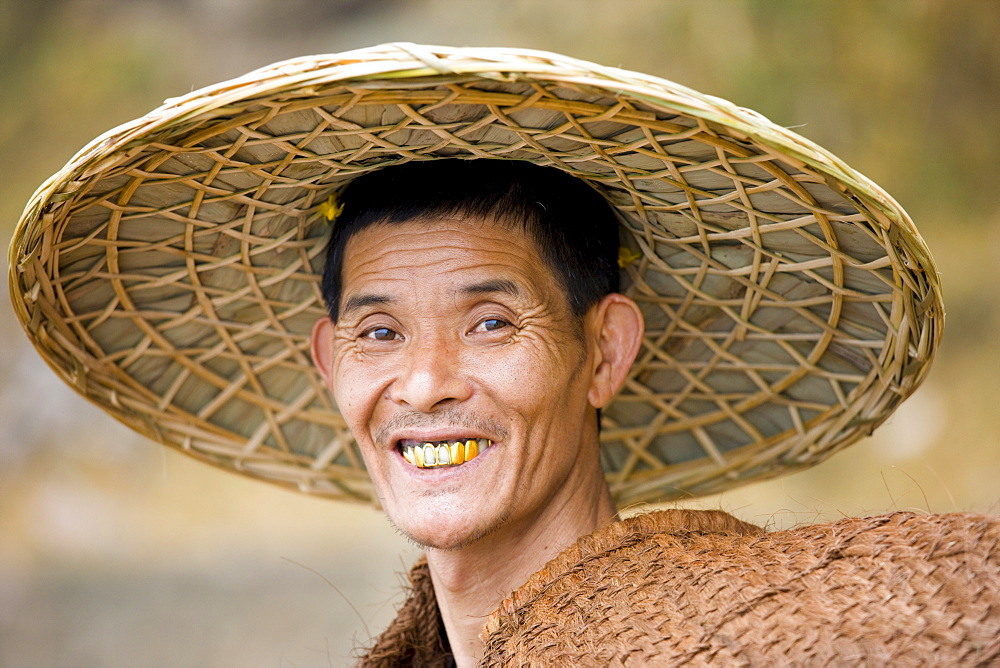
2 1 998 664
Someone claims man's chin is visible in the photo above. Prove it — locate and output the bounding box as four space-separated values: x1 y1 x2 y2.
387 506 513 552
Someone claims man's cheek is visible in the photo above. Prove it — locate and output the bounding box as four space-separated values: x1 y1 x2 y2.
331 369 361 422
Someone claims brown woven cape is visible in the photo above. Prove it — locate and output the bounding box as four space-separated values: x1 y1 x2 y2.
359 509 1000 666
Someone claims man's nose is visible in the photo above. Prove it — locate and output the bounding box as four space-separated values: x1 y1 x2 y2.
389 333 472 412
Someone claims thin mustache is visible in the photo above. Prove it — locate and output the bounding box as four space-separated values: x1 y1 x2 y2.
374 409 509 446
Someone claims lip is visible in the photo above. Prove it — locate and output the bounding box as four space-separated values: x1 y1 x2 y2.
388 429 493 450
386 430 498 474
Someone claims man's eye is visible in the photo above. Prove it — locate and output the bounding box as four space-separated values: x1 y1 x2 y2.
476 318 510 332
365 327 399 341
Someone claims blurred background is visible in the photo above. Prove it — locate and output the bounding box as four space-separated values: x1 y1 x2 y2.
2 0 998 665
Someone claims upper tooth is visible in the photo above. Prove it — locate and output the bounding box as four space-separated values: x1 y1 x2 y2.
401 439 493 468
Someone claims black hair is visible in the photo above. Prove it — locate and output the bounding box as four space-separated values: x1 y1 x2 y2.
320 159 620 322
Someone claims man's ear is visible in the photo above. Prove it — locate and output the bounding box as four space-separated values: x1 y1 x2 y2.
310 316 336 386
587 293 644 409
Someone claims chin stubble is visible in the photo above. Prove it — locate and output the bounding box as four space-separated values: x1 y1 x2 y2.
387 504 515 551
373 409 512 550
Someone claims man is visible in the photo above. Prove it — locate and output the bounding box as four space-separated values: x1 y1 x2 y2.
311 161 998 667
9 44 997 664
310 160 644 663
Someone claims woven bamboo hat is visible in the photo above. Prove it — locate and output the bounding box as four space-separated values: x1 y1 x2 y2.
9 43 942 506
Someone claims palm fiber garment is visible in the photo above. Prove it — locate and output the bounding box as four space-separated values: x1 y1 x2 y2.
360 509 1000 666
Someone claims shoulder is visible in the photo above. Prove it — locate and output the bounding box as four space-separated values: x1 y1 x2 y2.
482 510 1000 666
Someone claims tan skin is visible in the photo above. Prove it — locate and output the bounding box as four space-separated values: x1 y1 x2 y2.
312 216 644 666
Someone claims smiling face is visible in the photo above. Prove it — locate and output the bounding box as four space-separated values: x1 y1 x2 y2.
311 216 621 550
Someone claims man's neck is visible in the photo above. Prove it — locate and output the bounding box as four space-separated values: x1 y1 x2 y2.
425 486 617 667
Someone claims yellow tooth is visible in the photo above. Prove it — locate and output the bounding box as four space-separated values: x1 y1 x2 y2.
413 445 424 467
465 439 479 460
437 444 451 465
450 441 465 465
423 443 436 467
402 447 415 465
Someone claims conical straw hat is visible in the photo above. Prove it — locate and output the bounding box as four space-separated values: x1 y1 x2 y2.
8 43 943 506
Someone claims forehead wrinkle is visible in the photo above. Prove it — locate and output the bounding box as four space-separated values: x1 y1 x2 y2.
340 220 558 317
347 242 530 278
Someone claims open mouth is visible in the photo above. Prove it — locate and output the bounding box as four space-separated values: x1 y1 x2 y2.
398 439 493 468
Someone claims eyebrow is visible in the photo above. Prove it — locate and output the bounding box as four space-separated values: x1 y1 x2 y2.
341 293 393 318
341 279 523 318
459 278 523 299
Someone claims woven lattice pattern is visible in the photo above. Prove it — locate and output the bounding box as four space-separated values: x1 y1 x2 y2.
8 44 942 505
480 511 1000 665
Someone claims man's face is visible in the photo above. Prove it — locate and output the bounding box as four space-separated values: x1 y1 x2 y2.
314 217 606 550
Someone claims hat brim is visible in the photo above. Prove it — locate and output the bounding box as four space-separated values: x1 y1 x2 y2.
8 43 943 505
